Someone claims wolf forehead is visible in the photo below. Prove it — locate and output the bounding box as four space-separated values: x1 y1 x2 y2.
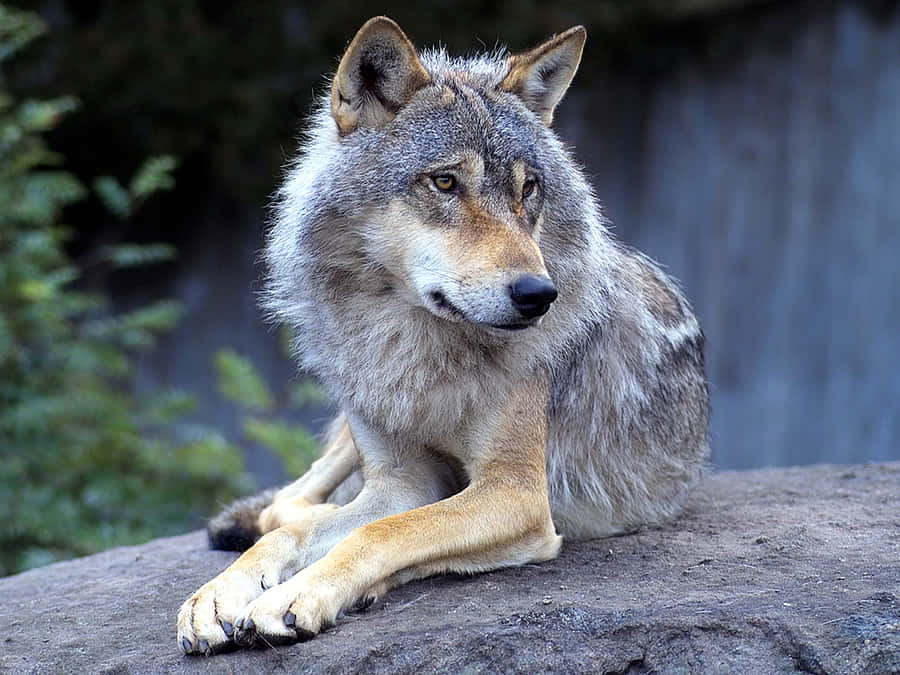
346 53 547 177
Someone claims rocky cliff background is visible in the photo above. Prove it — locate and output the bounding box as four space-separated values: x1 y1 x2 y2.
9 0 899 487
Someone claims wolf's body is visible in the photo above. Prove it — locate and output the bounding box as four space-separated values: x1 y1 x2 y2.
178 17 709 655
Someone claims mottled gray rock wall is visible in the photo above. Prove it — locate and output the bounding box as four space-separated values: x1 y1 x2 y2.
566 1 900 469
1 463 897 674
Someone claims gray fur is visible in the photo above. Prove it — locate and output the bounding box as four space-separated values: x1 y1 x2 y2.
253 33 709 542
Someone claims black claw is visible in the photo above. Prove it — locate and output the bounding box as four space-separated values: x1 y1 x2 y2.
233 617 257 648
351 595 375 613
181 637 193 654
284 611 296 627
233 628 253 648
221 621 234 638
198 639 210 655
296 628 315 642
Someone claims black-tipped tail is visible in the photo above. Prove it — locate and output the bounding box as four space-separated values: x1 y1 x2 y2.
207 488 278 551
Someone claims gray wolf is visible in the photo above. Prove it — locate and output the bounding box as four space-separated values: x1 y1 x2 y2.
177 16 709 655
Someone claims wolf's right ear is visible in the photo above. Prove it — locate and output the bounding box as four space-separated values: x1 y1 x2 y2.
331 17 431 135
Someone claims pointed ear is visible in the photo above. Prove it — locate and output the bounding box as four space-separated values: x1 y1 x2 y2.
501 26 586 126
331 17 431 135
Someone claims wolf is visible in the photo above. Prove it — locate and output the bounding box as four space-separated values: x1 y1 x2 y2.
177 17 709 655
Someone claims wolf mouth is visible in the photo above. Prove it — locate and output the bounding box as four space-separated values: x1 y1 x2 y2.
428 290 466 319
428 290 536 331
489 322 532 331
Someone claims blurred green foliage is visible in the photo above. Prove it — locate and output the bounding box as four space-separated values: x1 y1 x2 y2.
215 345 322 479
0 5 251 576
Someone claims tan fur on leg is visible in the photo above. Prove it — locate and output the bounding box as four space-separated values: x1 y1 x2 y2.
232 378 560 645
257 416 358 533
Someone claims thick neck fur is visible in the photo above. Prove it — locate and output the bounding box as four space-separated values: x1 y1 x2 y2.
265 50 617 446
285 209 612 446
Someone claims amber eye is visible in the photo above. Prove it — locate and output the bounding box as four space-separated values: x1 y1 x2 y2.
433 175 456 192
522 179 537 199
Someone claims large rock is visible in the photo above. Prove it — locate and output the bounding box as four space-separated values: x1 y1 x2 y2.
1 463 897 674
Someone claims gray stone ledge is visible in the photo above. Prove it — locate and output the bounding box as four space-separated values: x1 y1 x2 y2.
1 462 898 674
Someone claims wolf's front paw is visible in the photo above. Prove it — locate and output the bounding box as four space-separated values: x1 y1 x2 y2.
177 570 269 656
233 570 346 647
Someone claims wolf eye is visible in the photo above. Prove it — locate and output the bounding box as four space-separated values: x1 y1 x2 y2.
522 179 537 199
432 175 456 192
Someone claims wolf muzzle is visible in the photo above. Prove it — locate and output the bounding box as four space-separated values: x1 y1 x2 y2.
509 275 558 320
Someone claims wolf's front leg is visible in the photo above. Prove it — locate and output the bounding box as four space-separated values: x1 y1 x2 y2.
206 414 360 554
177 448 457 655
234 378 561 646
235 479 560 645
257 415 360 532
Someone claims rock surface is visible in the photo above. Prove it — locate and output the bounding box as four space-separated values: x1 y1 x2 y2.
1 463 898 674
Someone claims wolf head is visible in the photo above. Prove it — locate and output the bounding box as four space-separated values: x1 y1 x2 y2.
266 16 607 369
290 17 587 332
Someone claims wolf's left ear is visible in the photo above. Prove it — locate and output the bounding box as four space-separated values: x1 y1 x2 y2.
331 17 431 135
501 26 586 126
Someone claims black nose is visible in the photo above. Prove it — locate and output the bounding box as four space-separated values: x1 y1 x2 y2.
509 275 558 319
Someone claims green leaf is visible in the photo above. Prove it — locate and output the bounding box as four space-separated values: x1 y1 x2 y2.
81 300 182 349
242 418 319 476
141 390 197 425
17 278 53 301
6 171 86 225
0 145 63 178
93 176 131 219
289 379 328 407
175 429 247 479
129 300 182 331
101 243 177 267
17 97 79 132
128 155 177 200
0 6 46 64
214 349 274 413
